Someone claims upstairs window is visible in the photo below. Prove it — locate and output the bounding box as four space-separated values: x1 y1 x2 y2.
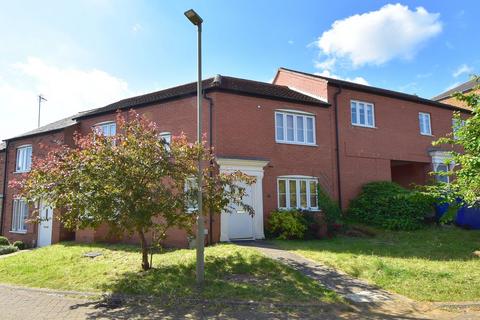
351 100 375 127
452 118 465 140
277 177 318 210
11 198 29 233
94 121 116 137
15 145 32 173
419 112 432 135
275 111 315 145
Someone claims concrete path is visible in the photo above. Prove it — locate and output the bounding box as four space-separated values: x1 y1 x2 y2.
239 241 480 320
239 241 398 304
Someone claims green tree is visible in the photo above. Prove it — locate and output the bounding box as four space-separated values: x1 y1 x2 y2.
14 110 254 270
427 76 479 219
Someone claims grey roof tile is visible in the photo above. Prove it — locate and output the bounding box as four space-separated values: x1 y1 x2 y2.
6 115 78 141
75 75 330 119
432 78 479 101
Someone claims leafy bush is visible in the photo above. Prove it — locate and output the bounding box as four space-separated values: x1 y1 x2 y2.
12 241 26 250
0 245 18 255
318 186 342 224
0 236 9 246
266 209 308 240
348 181 434 230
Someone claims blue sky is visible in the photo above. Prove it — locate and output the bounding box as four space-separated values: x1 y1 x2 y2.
0 0 478 140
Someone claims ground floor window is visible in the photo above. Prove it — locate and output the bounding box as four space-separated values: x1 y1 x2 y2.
434 163 450 183
11 198 29 232
277 177 318 210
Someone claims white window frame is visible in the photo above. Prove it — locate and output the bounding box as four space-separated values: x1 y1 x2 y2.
93 121 116 137
277 176 319 210
15 145 32 173
184 178 198 213
433 163 450 184
11 198 29 233
351 100 375 128
274 110 316 146
159 131 172 151
419 112 432 136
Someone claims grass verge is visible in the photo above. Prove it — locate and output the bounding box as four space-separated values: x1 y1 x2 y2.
273 226 480 302
0 242 340 304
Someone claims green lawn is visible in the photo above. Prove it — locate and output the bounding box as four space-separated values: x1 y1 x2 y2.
0 242 340 305
273 226 480 302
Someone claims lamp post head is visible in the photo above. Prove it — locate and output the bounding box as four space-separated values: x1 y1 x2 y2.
184 9 203 26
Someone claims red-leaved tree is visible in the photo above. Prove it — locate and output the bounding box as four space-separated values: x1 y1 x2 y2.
14 110 254 270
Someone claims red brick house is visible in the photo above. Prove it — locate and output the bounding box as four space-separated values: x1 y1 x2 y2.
0 71 469 248
273 68 469 209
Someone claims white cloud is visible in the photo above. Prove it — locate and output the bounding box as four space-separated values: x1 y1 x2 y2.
416 72 433 79
132 23 142 33
316 4 442 69
314 58 336 71
0 57 131 140
453 64 473 78
314 70 369 86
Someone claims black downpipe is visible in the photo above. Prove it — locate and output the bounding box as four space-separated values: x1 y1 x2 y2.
0 141 9 235
333 86 343 211
204 93 214 245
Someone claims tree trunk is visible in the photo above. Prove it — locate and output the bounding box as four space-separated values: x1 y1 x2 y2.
138 228 150 271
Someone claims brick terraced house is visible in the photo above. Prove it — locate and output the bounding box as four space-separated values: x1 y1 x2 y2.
0 70 470 248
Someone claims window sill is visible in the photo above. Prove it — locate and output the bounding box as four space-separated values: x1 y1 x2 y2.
14 170 30 174
278 208 321 212
9 230 27 234
420 133 434 137
351 124 377 129
275 141 318 147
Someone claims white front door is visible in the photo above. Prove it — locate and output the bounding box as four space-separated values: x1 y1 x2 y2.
228 182 254 240
218 158 269 242
37 202 53 247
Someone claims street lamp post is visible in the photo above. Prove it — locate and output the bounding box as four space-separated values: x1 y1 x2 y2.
184 9 205 285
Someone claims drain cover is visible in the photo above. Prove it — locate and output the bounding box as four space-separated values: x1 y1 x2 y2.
83 252 102 258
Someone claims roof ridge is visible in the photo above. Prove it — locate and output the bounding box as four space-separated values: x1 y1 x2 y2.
221 74 288 88
432 78 479 101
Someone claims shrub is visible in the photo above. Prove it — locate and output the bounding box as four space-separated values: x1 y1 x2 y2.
348 181 434 230
318 186 342 225
0 236 9 246
0 245 18 255
12 241 26 250
266 209 308 240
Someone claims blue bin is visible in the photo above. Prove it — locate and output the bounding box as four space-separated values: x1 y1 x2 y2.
435 200 480 230
456 205 480 229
